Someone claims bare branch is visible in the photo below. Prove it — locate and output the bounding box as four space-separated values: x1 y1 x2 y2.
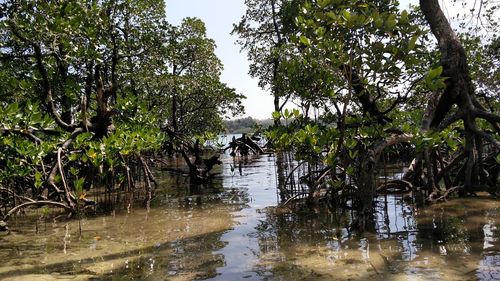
0 128 42 144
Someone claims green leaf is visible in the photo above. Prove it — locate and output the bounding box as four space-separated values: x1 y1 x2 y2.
299 35 311 46
408 34 419 50
317 0 332 8
284 108 291 119
428 66 443 79
342 10 351 21
400 10 409 24
348 149 358 159
386 19 397 30
34 171 43 188
69 167 78 175
74 177 84 194
326 12 336 20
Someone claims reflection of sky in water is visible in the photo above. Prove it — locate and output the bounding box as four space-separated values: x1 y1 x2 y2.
375 195 419 261
478 216 499 280
403 266 441 281
371 195 499 281
478 254 500 280
359 238 370 261
483 220 497 250
206 155 278 280
212 154 499 280
324 227 354 264
2 153 499 280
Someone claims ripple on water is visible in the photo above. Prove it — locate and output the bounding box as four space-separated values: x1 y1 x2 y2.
0 155 498 281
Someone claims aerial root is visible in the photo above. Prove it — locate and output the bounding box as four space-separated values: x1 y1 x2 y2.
376 180 414 193
3 200 72 221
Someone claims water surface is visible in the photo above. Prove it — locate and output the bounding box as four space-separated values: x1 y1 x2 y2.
0 155 498 280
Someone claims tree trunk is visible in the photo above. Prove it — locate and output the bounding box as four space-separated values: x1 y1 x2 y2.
418 0 500 192
271 0 284 126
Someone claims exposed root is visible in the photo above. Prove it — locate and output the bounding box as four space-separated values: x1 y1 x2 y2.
138 155 154 203
282 192 309 207
3 201 72 221
377 180 414 193
57 147 76 210
428 186 464 202
0 187 36 203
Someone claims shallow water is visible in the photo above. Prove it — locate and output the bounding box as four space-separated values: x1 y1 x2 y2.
0 155 498 281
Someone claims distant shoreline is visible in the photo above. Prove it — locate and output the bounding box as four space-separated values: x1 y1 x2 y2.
224 117 273 134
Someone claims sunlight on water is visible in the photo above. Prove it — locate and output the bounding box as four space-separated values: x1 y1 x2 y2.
0 154 498 280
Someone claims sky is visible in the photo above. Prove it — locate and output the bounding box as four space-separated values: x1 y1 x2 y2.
164 0 471 120
166 0 273 120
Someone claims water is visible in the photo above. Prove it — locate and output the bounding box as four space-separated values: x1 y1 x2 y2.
0 154 498 280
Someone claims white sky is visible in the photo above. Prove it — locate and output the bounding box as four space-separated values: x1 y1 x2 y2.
165 0 477 120
166 0 272 119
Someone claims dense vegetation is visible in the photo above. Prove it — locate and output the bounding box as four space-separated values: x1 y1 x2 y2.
234 0 499 224
225 117 273 133
0 1 243 221
0 0 498 229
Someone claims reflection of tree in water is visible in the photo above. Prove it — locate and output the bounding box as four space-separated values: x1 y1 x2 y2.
417 203 487 253
98 231 229 281
477 209 499 280
420 204 500 280
251 194 499 280
149 166 251 210
478 254 500 280
251 208 357 277
88 168 254 281
414 202 500 280
374 195 419 261
0 160 256 281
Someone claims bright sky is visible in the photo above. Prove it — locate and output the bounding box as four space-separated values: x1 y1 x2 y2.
165 0 474 120
165 0 272 120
